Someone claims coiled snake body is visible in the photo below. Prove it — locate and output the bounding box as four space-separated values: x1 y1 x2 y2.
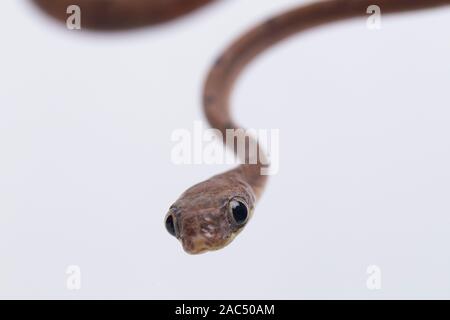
33 0 450 254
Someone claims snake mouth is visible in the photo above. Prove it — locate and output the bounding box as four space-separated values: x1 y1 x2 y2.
181 233 233 254
181 236 211 255
184 247 209 255
181 232 237 254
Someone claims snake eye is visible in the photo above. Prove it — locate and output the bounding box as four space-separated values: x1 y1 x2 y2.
229 200 249 225
165 214 177 237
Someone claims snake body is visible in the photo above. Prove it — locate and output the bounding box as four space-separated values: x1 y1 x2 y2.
33 0 215 29
33 0 450 254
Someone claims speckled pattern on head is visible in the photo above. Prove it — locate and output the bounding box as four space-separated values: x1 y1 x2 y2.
32 0 450 254
167 169 256 254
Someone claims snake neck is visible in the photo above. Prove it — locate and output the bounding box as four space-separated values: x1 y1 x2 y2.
203 0 450 201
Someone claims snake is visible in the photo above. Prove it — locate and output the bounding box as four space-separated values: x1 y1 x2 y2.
33 0 450 254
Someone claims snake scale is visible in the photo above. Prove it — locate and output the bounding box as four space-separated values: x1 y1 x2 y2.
33 0 450 254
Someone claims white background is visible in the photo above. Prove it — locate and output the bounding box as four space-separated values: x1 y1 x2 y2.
1 0 449 299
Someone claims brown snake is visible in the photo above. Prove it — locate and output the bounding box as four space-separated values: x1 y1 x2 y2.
33 0 450 254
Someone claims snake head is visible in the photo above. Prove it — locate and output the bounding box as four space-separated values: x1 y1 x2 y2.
165 171 256 254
